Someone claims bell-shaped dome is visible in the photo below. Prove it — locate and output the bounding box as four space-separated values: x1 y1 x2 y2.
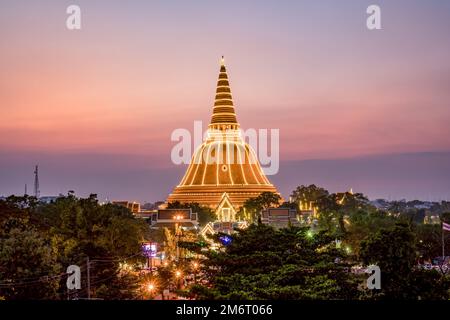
167 58 280 209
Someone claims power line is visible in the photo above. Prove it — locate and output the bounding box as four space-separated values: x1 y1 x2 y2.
0 252 142 287
0 273 68 287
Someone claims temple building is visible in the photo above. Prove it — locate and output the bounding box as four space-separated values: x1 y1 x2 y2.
167 57 281 219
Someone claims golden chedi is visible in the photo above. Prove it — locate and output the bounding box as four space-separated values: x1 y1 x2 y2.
167 57 280 220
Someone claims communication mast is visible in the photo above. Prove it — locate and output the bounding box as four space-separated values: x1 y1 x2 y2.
34 165 40 198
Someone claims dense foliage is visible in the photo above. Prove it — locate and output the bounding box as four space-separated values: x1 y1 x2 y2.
238 192 282 223
185 186 450 300
360 223 449 299
1 184 449 300
0 194 148 300
190 224 359 299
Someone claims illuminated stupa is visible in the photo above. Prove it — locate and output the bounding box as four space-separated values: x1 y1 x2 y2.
167 57 280 220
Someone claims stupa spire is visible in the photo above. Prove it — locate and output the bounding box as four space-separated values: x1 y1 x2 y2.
210 56 238 127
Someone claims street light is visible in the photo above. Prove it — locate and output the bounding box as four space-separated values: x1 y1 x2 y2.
143 281 157 300
147 282 155 292
192 262 199 284
175 270 183 290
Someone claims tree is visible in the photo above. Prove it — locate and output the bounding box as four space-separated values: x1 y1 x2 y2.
40 195 149 299
0 194 150 300
95 271 142 300
156 265 177 300
317 192 371 237
239 192 281 223
360 222 449 299
345 210 397 257
290 184 329 208
163 227 178 261
415 224 448 262
0 218 61 300
189 224 359 300
167 201 216 226
257 192 282 210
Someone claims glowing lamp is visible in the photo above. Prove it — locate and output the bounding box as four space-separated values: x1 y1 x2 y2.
219 235 232 246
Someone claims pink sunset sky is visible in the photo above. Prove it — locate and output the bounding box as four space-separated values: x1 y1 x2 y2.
1 0 450 202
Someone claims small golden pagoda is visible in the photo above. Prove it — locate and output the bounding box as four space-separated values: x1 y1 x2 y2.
167 57 280 219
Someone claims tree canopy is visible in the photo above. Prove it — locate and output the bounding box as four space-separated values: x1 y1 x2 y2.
0 194 149 300
190 224 359 300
